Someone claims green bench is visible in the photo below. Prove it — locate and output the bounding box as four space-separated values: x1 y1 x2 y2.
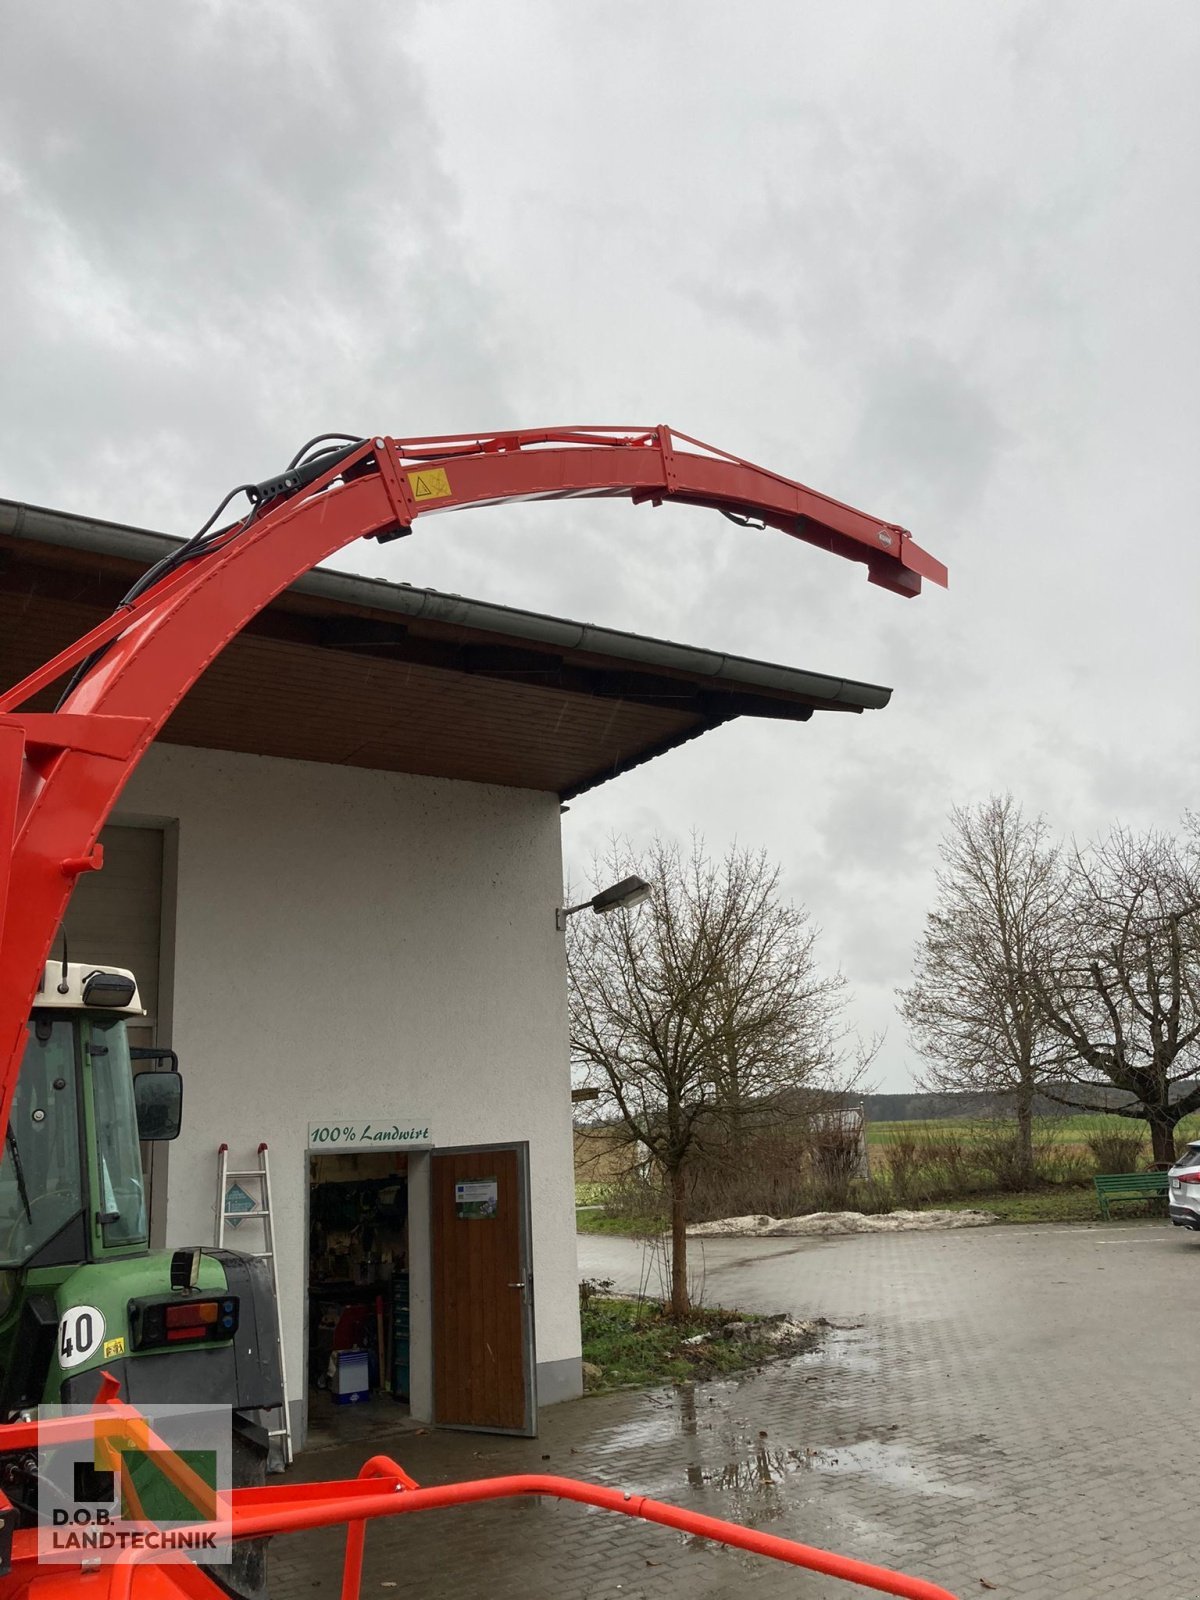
1093 1170 1169 1220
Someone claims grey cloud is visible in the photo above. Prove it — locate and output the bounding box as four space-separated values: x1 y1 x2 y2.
5 0 1199 1088
849 347 1008 521
0 1 510 531
675 277 784 339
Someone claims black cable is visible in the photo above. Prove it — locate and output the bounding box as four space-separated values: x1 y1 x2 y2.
189 482 259 543
54 487 258 708
293 442 359 472
287 433 363 470
55 436 362 708
119 492 257 608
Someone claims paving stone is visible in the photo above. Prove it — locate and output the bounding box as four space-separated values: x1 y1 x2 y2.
266 1220 1193 1600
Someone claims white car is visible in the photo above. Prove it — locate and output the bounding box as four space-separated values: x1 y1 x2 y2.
1168 1142 1200 1229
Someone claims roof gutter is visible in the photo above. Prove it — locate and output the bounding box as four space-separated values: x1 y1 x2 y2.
0 497 892 712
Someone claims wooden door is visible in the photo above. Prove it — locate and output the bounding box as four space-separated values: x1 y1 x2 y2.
431 1145 535 1433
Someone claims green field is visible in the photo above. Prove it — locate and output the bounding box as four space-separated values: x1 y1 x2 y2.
574 1185 1156 1229
575 1111 1191 1233
865 1113 1200 1150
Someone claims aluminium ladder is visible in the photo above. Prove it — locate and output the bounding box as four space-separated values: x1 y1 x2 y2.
215 1141 293 1466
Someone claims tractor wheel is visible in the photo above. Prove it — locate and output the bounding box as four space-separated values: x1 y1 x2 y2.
206 1428 270 1600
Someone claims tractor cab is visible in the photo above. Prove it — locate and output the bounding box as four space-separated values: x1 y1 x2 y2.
0 971 282 1594
0 963 180 1276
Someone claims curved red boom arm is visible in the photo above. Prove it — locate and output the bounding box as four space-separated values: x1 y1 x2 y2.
0 425 946 1127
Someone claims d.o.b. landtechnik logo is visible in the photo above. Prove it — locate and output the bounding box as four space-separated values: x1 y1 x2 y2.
37 1403 232 1564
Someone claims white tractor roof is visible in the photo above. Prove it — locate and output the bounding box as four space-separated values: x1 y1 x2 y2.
33 961 144 1015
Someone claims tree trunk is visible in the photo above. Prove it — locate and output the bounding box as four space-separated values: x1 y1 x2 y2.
1148 1113 1179 1169
668 1166 689 1318
1015 1089 1035 1187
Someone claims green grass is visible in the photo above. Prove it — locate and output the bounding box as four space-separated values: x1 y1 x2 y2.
580 1295 792 1388
866 1113 1200 1148
575 1187 1137 1229
576 1206 664 1235
576 1185 1168 1229
938 1186 1162 1224
575 1111 1191 1235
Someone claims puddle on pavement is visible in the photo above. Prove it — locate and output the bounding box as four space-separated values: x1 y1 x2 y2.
687 1438 977 1501
579 1320 976 1523
791 1331 880 1376
585 1321 883 1461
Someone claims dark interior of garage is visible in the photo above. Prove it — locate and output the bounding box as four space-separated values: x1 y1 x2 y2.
307 1152 409 1433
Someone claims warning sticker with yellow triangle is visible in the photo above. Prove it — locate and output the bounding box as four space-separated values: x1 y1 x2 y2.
407 468 453 501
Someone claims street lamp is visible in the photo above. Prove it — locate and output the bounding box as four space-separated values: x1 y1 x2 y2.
555 875 652 932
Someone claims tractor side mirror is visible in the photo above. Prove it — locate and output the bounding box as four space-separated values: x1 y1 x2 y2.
133 1070 183 1142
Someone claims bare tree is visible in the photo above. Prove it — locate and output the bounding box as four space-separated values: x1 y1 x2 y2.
568 836 859 1315
898 795 1066 1184
1030 825 1200 1166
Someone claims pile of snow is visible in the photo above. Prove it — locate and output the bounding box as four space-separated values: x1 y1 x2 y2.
682 1315 819 1349
743 1315 819 1344
688 1209 997 1237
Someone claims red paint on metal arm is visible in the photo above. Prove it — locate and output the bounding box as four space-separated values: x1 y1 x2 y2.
0 426 946 1157
84 1468 962 1600
384 425 948 594
0 1411 963 1599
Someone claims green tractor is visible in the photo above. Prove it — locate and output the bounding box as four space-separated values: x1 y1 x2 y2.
0 961 283 1593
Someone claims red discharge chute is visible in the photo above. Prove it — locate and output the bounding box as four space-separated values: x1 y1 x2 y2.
0 424 947 1156
0 427 952 1600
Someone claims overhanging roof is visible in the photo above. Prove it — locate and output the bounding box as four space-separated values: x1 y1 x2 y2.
0 498 891 799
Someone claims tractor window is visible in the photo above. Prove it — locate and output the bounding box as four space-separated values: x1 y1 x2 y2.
88 1020 148 1250
0 1021 84 1267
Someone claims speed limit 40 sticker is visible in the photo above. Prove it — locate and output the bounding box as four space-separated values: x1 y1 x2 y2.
57 1305 105 1369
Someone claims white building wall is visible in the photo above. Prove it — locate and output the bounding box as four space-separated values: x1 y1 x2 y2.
120 744 582 1426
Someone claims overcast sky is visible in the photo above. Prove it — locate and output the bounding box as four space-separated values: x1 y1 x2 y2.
3 2 1197 1089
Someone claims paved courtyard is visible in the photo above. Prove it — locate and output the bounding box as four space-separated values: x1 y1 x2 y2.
271 1220 1198 1600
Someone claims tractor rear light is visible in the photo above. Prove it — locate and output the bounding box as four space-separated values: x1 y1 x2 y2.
165 1301 219 1329
128 1294 239 1351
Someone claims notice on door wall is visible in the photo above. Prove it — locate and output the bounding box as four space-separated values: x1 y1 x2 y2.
455 1179 498 1219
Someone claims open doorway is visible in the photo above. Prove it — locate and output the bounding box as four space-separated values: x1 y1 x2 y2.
306 1151 410 1442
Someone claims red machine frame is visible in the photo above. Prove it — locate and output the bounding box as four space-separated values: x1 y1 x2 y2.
1 1387 961 1600
0 424 952 1600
